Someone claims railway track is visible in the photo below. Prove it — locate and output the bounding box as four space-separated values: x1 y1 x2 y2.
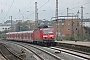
12 42 90 60
0 43 23 60
56 47 90 55
1 40 90 60
57 42 90 53
12 42 63 60
50 47 90 60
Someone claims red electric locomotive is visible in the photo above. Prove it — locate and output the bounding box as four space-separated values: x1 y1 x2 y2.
6 27 55 46
33 28 55 46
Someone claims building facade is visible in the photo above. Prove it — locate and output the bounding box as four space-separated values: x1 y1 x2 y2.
0 24 11 31
52 16 85 37
82 19 90 27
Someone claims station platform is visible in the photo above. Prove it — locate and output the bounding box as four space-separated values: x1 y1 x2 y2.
55 41 90 47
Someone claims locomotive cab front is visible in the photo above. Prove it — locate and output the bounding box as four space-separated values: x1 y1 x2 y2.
42 28 55 42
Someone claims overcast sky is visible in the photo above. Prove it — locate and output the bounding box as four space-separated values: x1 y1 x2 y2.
0 0 90 23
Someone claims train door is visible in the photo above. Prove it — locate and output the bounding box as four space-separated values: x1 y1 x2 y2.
21 33 23 40
31 33 33 40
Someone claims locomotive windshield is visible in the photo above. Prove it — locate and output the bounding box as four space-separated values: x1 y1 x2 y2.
43 30 52 34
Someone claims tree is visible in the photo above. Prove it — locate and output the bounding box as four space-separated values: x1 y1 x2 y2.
15 21 30 31
15 22 22 32
0 33 6 38
21 25 29 31
0 31 8 38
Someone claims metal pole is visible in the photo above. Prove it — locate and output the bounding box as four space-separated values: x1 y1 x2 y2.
77 10 79 40
67 7 68 16
71 15 74 40
11 16 12 31
81 6 83 37
56 0 58 19
35 2 38 27
56 0 58 39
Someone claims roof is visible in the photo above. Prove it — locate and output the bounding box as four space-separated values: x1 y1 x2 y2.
52 16 78 21
6 30 33 34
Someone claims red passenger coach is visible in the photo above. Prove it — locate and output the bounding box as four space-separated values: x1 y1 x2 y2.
21 31 33 42
33 28 55 46
6 31 33 42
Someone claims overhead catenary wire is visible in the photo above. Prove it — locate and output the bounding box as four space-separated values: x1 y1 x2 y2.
13 0 35 19
18 0 33 14
0 2 20 14
4 0 15 21
61 1 90 16
69 2 90 10
1 0 90 22
26 0 51 18
0 0 33 20
38 0 50 9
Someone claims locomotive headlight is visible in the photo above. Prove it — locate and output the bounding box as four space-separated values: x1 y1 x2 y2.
43 36 47 37
44 37 46 39
43 36 47 39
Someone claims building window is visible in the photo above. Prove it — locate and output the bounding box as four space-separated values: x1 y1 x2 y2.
5 28 7 30
76 28 77 30
83 22 85 24
56 23 59 25
68 23 70 25
68 28 70 31
74 28 78 30
62 23 64 25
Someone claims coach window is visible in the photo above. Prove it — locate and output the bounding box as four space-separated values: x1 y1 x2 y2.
17 34 18 38
9 34 10 38
27 33 28 37
13 34 15 38
31 33 33 37
24 34 25 38
14 34 16 38
28 33 29 38
10 34 11 38
18 34 20 38
26 33 28 37
8 34 9 38
29 33 31 38
24 33 26 38
25 33 27 38
9 34 11 38
21 34 22 38
30 33 31 37
24 33 26 37
28 33 30 37
19 34 21 38
15 34 17 38
8 34 10 38
16 34 17 38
